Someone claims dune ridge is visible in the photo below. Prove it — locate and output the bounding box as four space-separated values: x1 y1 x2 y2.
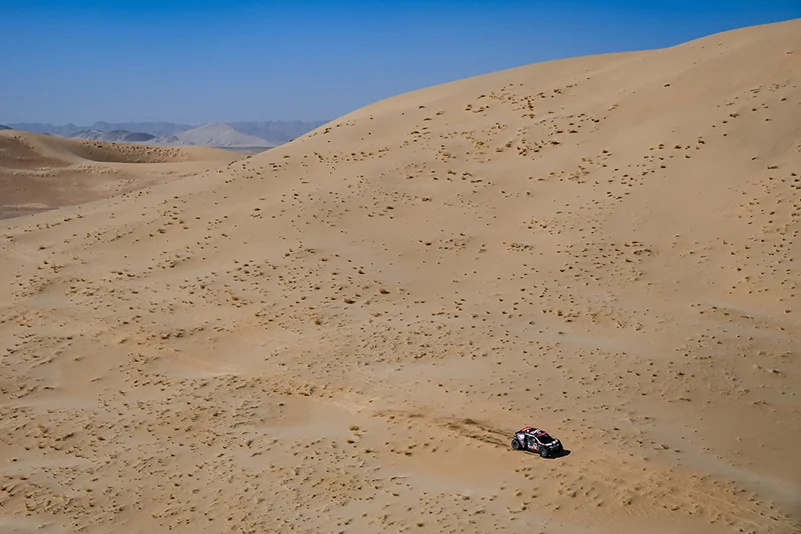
0 130 243 218
0 18 800 534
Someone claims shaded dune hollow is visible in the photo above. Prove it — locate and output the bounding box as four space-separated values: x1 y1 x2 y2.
0 130 243 218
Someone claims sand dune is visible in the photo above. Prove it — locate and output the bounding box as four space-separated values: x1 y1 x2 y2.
1 18 800 534
0 130 243 218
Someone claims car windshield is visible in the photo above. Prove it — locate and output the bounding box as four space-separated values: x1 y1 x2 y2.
537 434 554 444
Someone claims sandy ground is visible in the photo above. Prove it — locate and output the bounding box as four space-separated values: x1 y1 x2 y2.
1 18 800 534
0 130 243 219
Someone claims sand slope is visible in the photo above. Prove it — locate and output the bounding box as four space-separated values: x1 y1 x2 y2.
0 130 243 218
0 18 800 534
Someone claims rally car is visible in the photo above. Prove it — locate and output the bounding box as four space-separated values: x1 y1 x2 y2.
511 426 563 458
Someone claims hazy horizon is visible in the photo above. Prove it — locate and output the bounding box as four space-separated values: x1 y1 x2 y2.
3 119 330 130
1 119 331 145
2 1 799 125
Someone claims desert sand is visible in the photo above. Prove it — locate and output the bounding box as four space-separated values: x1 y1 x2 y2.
0 130 243 219
1 18 800 534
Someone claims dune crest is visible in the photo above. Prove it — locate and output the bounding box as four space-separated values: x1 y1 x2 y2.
0 130 243 218
0 19 800 534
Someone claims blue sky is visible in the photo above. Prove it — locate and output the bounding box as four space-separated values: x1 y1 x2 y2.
1 1 799 124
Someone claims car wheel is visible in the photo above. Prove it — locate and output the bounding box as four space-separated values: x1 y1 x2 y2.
511 439 522 450
539 446 549 458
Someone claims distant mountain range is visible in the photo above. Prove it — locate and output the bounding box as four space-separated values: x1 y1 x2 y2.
166 123 279 148
70 129 157 143
0 125 11 130
4 120 329 149
67 123 283 149
227 121 328 144
7 122 192 138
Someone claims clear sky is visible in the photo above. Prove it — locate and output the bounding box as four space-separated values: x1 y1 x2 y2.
1 0 799 125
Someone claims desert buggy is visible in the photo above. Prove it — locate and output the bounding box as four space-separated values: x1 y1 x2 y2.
511 427 563 458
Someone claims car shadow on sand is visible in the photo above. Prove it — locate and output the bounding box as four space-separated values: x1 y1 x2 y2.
524 448 571 459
